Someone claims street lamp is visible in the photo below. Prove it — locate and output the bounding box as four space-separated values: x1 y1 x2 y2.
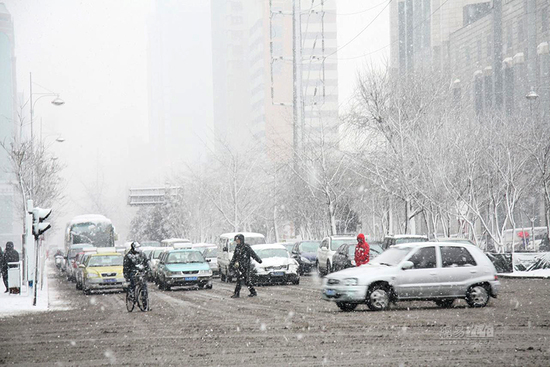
29 72 65 142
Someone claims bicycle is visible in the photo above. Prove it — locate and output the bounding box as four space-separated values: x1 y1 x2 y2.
126 270 149 312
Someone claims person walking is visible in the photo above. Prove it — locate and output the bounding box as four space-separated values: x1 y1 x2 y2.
354 233 370 267
229 234 262 298
0 246 5 292
3 242 20 293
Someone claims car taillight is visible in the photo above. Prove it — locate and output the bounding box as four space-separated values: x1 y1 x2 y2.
494 275 498 280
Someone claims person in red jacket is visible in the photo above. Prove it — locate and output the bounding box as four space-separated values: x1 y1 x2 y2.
354 233 370 266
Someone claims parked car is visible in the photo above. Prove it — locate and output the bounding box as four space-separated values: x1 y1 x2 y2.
81 252 127 295
217 232 266 282
156 249 213 291
202 246 219 277
381 234 429 251
75 251 97 290
148 247 173 282
331 241 384 272
321 242 500 312
65 244 96 281
290 240 320 275
317 235 356 276
250 244 300 285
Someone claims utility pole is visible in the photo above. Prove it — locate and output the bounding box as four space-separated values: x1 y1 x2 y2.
292 0 304 163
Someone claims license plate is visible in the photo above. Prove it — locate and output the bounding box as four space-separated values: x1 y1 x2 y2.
185 276 198 281
103 278 117 283
272 272 284 277
325 289 336 296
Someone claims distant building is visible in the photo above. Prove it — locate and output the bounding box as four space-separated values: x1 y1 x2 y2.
147 1 213 179
0 3 18 248
391 0 550 118
211 0 339 162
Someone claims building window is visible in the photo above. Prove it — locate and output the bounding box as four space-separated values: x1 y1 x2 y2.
477 39 482 64
517 17 525 43
506 21 513 50
542 7 549 33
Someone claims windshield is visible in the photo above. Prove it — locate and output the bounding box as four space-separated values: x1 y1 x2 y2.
256 248 288 259
167 251 205 264
203 248 217 257
371 246 413 266
283 244 294 253
87 255 123 267
299 241 320 253
330 239 355 251
395 238 428 245
71 221 114 247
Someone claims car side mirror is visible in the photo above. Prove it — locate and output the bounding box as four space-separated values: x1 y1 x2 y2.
206 259 211 262
223 247 228 252
401 261 414 270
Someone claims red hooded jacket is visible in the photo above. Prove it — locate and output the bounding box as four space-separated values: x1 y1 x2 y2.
354 233 370 266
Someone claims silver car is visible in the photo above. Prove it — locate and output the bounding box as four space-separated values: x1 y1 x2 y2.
322 242 500 312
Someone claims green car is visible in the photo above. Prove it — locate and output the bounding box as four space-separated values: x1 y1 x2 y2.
157 248 213 291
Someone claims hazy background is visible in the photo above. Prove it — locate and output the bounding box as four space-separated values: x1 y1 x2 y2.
4 0 389 245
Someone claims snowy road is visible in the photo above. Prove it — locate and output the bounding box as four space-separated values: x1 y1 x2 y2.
0 269 549 366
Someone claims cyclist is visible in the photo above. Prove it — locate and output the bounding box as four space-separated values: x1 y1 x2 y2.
123 241 150 306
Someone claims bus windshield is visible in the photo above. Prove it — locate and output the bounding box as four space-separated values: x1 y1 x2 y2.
69 221 115 248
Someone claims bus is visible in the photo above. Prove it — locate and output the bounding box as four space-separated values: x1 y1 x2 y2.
64 214 117 252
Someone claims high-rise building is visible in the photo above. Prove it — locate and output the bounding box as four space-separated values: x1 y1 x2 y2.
147 1 213 180
0 3 18 248
211 0 339 161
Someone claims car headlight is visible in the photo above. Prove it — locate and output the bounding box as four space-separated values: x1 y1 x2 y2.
199 270 212 275
344 278 358 286
87 272 99 278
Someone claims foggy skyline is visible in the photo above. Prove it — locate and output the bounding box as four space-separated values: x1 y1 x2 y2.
2 0 390 245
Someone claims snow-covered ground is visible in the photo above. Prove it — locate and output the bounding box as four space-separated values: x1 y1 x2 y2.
498 269 550 278
0 262 70 318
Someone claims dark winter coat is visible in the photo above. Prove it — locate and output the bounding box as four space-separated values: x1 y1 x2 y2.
3 242 19 271
354 233 370 266
229 240 262 274
123 250 150 280
0 248 4 272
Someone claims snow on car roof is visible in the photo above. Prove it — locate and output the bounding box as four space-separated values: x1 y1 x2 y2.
251 244 286 250
388 234 429 239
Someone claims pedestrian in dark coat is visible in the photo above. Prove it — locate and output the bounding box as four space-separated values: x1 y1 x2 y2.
354 233 370 266
3 242 20 292
229 234 263 298
0 246 5 292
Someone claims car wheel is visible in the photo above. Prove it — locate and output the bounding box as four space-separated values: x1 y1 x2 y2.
435 299 455 308
292 277 300 285
75 281 82 290
366 284 391 311
466 284 489 308
83 287 91 295
336 302 358 312
206 284 213 289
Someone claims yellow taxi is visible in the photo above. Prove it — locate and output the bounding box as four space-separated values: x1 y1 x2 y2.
80 252 127 295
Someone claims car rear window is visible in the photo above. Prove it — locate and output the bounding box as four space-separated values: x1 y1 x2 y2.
395 238 428 245
330 239 355 251
299 242 320 252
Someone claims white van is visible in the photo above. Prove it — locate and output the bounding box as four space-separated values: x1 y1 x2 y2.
160 238 191 247
217 232 266 282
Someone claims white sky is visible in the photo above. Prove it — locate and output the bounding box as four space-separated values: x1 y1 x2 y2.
3 0 389 244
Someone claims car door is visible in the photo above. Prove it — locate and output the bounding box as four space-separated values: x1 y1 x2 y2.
438 246 479 297
393 246 440 299
317 238 329 270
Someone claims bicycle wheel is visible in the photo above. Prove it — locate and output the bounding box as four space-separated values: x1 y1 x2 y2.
137 287 149 312
126 289 135 312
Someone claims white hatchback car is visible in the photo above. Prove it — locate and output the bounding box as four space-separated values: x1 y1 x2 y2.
321 242 500 312
251 244 300 285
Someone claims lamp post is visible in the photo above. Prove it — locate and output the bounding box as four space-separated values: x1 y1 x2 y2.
526 87 541 251
29 72 65 143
